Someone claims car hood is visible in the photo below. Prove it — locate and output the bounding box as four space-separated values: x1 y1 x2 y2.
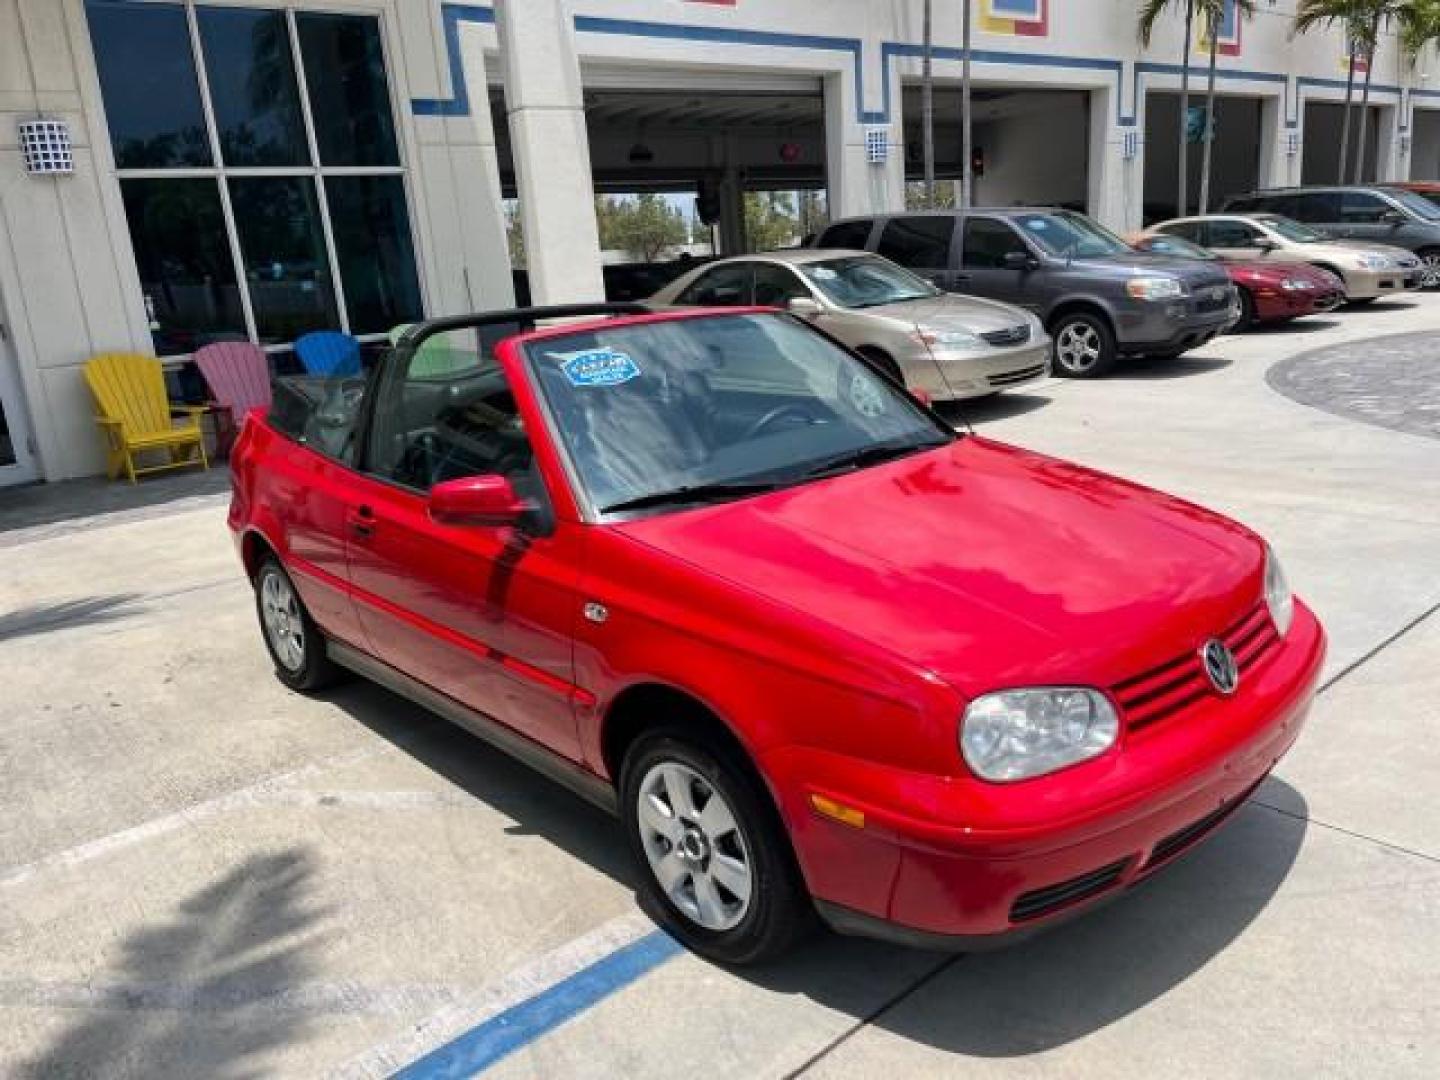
1068 252 1232 289
860 294 1033 333
613 438 1264 696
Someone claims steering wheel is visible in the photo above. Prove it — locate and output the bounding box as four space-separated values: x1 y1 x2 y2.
741 404 817 441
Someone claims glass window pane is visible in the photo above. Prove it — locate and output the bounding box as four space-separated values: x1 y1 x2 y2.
86 1 211 168
295 13 399 166
325 176 422 335
119 179 244 356
197 7 308 167
229 177 339 344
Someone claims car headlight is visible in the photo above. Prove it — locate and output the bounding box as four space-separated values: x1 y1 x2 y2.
960 688 1119 782
1280 278 1315 291
1125 276 1184 300
1264 544 1294 637
914 328 984 348
1356 254 1389 270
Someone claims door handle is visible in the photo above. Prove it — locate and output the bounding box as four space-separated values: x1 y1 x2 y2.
348 505 375 539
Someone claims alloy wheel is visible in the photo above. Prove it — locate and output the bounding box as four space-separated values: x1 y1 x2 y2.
636 761 753 931
260 569 306 673
1055 322 1101 374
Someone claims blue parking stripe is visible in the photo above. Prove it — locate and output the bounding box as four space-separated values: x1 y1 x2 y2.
390 930 683 1079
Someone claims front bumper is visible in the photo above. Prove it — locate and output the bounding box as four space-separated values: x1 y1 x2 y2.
769 601 1325 947
905 340 1052 400
1115 296 1235 354
1342 267 1420 298
1252 287 1345 322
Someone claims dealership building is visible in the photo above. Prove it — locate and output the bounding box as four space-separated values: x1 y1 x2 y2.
2 0 1438 484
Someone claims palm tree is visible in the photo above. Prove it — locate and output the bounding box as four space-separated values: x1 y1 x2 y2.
1351 1 1406 182
1294 0 1368 183
1196 0 1256 213
1139 0 1197 218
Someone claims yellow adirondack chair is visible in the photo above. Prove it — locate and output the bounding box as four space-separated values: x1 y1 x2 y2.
84 353 209 482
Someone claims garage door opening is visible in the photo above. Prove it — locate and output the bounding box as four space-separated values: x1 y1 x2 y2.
1410 109 1440 181
901 85 1090 211
1302 101 1381 184
1143 93 1264 222
490 77 828 299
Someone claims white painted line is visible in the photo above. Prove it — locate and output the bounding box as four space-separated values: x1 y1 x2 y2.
326 911 663 1080
0 976 469 1018
0 745 393 889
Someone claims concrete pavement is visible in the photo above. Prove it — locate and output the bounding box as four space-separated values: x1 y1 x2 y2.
1 294 1437 1078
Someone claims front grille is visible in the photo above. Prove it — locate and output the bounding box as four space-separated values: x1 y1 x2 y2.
1145 786 1254 870
980 324 1031 347
1112 601 1280 733
987 363 1047 387
1010 858 1130 922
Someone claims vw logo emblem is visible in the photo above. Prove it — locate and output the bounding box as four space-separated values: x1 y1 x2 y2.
1200 639 1239 695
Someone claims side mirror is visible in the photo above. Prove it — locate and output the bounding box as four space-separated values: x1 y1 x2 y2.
1002 250 1037 271
428 474 530 528
1380 209 1405 225
1253 237 1278 251
786 296 823 317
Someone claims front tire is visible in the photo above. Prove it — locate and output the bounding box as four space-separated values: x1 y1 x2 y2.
254 557 339 692
1235 288 1257 330
1050 311 1117 378
620 731 810 965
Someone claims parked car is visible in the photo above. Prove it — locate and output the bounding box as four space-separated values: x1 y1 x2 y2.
1146 213 1420 302
231 303 1325 964
1382 181 1440 213
1222 186 1440 287
1130 233 1345 327
649 250 1050 400
810 209 1238 378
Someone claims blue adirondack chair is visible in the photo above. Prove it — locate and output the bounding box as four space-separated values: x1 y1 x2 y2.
294 330 361 378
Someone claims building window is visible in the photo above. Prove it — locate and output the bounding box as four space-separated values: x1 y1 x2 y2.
87 1 422 356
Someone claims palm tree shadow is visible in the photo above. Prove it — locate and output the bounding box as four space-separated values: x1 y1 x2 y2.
20 848 322 1080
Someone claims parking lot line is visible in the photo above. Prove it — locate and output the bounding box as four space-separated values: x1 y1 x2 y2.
0 744 391 889
328 913 674 1080
389 930 681 1080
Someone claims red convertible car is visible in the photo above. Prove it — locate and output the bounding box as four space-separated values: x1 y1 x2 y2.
1132 233 1344 327
230 304 1325 963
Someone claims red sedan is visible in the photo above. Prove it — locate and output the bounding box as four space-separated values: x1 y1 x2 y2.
230 304 1324 963
1133 233 1344 327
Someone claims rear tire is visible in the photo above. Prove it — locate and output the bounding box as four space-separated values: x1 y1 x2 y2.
1348 297 1379 307
620 729 811 965
254 557 340 692
1050 311 1117 378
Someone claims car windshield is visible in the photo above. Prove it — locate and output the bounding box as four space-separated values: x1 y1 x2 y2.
1013 211 1131 258
523 312 952 515
1254 215 1326 243
1136 235 1218 261
796 255 939 309
1386 188 1440 221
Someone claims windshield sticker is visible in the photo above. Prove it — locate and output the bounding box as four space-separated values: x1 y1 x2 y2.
810 266 838 280
554 348 641 387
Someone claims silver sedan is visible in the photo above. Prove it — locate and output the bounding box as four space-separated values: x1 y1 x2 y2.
650 250 1051 401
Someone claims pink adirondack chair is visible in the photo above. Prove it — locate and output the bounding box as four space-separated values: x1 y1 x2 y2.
194 342 272 456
